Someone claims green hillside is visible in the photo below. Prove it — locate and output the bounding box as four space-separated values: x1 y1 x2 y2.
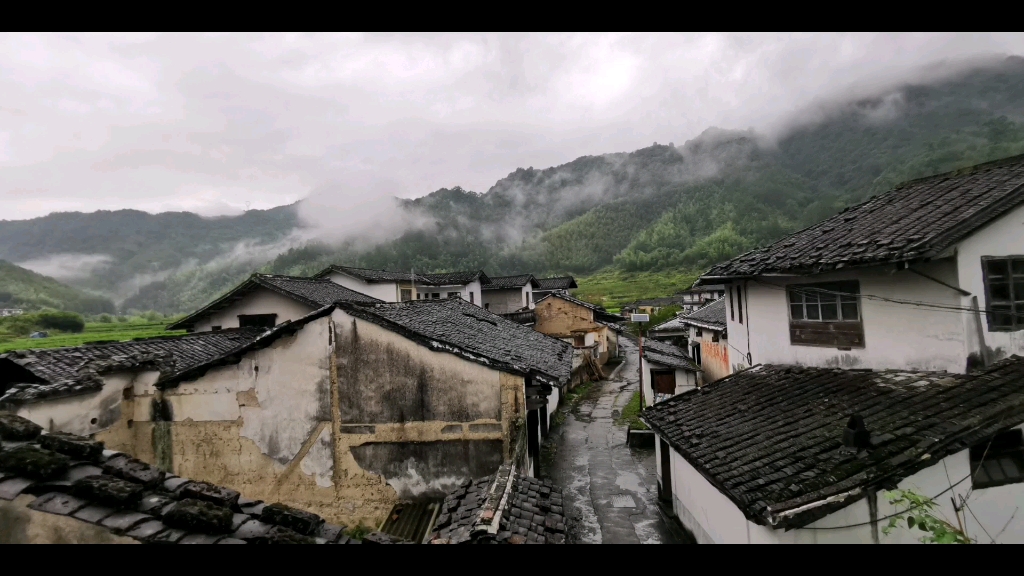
0 260 115 314
6 56 1024 314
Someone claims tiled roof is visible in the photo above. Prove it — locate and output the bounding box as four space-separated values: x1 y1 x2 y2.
167 274 379 330
623 333 698 371
482 274 538 290
641 357 1024 529
534 276 578 291
313 265 422 283
428 464 567 544
2 305 342 404
535 292 623 322
336 298 572 385
701 154 1024 280
653 298 727 333
419 271 489 286
0 414 404 544
0 330 264 405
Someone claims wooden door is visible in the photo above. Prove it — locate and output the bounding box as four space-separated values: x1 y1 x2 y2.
653 370 676 395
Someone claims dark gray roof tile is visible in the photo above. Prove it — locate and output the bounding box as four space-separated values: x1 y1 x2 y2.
482 274 538 290
702 154 1024 279
642 356 1024 529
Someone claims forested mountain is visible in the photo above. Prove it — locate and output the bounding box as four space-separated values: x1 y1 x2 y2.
0 260 115 314
5 56 1024 314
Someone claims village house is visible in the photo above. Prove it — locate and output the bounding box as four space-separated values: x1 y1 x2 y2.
642 153 1024 544
0 413 407 544
676 284 726 314
166 273 380 332
313 265 489 306
533 292 622 365
643 357 1024 544
0 297 572 530
627 334 699 407
0 308 24 318
698 154 1024 375
651 299 730 384
531 276 578 302
481 274 539 314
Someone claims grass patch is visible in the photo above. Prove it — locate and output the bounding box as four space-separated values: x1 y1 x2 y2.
573 268 700 310
0 321 186 353
615 391 649 431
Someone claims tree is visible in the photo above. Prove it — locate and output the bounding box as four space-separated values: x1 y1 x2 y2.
36 311 86 333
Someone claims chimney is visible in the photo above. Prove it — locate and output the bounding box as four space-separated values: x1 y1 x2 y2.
842 414 872 451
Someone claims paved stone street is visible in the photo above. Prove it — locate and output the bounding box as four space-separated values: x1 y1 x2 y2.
542 338 690 544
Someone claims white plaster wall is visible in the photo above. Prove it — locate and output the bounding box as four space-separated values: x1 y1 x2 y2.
733 260 969 373
667 441 750 543
955 202 1024 362
545 385 560 431
674 368 697 394
194 287 316 332
428 280 483 306
324 272 400 302
482 289 529 313
17 371 160 436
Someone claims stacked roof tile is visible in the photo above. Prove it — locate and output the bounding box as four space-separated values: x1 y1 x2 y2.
534 276 578 291
419 271 489 286
337 298 572 385
428 464 567 544
0 413 405 544
623 333 698 371
642 356 1024 529
701 154 1024 280
0 329 264 405
482 274 538 290
653 298 727 334
314 265 422 283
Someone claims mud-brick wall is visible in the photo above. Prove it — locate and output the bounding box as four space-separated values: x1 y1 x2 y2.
534 298 597 338
332 310 517 502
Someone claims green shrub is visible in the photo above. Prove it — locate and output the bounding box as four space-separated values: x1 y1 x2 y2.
36 311 85 333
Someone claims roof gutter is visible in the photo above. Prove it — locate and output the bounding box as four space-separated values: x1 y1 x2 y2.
765 487 863 527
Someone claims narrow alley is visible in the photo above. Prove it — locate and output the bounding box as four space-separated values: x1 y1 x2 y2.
543 338 690 544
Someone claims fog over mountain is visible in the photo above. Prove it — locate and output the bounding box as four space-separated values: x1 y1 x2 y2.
4 35 1024 312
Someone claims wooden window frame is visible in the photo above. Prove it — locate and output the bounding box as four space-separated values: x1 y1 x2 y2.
736 285 743 324
981 256 1024 332
729 286 735 321
786 280 865 349
652 369 676 395
447 291 461 299
971 429 1024 490
400 288 412 302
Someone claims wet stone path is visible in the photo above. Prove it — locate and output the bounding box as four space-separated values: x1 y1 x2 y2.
542 338 689 544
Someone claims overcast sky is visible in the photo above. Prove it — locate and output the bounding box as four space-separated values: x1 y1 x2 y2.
2 32 1023 221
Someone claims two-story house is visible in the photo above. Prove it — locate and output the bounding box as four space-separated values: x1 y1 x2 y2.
644 154 1024 545
651 298 729 384
481 275 539 314
532 276 579 302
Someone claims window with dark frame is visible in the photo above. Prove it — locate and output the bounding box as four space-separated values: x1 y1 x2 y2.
970 429 1024 489
211 326 222 332
730 287 735 321
983 257 1024 332
238 314 277 329
711 331 720 343
736 285 743 324
786 280 865 348
400 289 412 302
448 291 461 299
470 292 475 304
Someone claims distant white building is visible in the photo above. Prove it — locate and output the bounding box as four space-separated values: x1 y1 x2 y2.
0 309 23 318
313 265 488 307
481 274 539 314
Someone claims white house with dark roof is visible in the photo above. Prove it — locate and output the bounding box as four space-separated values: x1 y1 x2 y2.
167 273 380 333
643 357 1024 544
481 274 539 313
532 276 578 302
698 154 1024 375
314 265 488 306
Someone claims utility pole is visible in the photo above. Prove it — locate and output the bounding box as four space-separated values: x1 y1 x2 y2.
631 313 649 409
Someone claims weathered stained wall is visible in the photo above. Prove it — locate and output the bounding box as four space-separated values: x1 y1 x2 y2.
17 371 159 437
534 298 614 364
193 286 316 332
0 494 138 544
331 309 518 502
482 286 532 313
690 326 730 384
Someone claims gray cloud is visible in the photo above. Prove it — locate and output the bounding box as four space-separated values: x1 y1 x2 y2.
2 33 1023 220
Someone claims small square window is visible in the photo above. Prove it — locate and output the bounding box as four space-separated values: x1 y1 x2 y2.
983 256 1024 331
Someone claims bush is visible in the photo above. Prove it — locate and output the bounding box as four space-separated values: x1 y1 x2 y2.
36 311 85 333
98 314 114 323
